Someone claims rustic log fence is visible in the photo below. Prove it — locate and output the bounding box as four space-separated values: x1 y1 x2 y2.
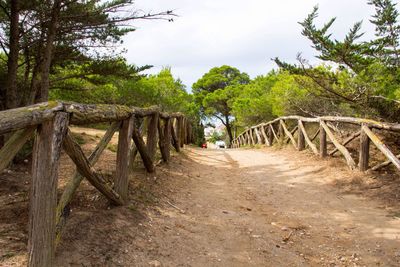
232 116 400 173
0 101 193 267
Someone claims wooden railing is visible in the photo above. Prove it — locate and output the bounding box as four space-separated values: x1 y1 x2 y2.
232 115 400 173
0 101 193 267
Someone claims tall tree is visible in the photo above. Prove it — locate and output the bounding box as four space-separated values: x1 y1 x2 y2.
193 65 250 143
273 0 400 120
0 0 176 109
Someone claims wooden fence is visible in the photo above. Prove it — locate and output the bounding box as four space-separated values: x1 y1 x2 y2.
232 115 400 173
0 101 193 267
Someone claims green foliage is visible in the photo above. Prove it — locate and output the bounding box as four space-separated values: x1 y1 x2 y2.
193 65 250 142
107 143 118 153
231 72 277 126
208 131 224 144
272 0 400 121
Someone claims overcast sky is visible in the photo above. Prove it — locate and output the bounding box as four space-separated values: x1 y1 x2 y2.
122 0 376 90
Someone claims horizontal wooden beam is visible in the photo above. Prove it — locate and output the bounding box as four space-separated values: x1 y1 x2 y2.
0 102 63 135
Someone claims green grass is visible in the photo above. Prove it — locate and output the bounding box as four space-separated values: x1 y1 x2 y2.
107 143 117 153
71 132 86 145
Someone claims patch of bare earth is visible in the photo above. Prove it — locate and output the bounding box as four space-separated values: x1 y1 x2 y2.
1 127 400 266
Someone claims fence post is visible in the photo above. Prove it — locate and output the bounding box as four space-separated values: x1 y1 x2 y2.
359 125 370 171
146 112 159 161
249 129 255 145
159 117 171 162
115 115 134 202
267 126 274 146
28 112 69 267
298 120 305 151
278 120 284 143
171 118 180 152
319 120 327 157
177 116 184 148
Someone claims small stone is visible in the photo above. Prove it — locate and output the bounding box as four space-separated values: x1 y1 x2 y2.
148 260 161 267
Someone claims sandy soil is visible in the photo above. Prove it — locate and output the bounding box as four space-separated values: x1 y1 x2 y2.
1 128 400 266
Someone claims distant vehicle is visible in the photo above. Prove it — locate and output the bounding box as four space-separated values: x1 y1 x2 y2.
215 141 226 149
201 143 207 148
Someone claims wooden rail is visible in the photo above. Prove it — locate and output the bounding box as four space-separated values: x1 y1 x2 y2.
232 115 400 173
0 101 193 267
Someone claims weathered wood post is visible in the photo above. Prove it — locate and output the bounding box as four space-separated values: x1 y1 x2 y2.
146 112 159 161
359 125 370 171
319 120 327 157
249 129 255 145
184 118 189 144
28 112 69 267
115 116 135 202
187 121 192 144
0 127 35 173
171 118 180 152
159 117 171 162
297 120 305 151
278 120 284 144
254 127 262 144
260 125 268 146
267 125 274 146
177 116 184 148
131 118 155 173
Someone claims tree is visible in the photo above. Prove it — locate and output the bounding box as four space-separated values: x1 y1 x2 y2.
231 72 278 127
0 0 176 110
273 0 400 121
192 65 250 143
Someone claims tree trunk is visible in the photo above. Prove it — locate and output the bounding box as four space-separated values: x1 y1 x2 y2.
5 0 20 109
32 0 62 103
224 115 233 145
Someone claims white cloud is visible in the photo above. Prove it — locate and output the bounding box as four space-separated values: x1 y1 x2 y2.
122 0 377 89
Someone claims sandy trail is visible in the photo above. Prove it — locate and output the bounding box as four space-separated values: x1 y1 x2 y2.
129 147 399 267
2 134 400 266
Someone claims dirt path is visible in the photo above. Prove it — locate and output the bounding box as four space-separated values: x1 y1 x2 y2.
2 131 400 266
55 145 400 266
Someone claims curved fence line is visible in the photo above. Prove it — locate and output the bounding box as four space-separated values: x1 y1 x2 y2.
0 101 193 267
232 116 400 173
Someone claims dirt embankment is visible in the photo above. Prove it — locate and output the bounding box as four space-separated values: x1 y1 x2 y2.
1 128 400 266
